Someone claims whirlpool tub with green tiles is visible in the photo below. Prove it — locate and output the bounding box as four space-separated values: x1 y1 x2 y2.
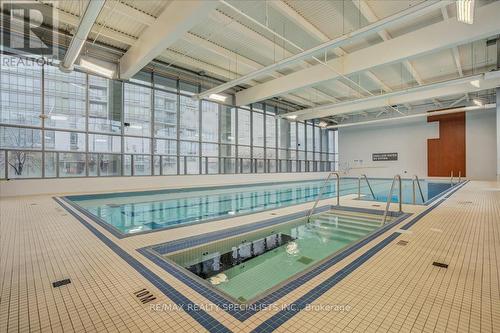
163 210 392 303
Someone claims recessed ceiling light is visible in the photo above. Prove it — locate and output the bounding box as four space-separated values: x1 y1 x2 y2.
286 115 298 120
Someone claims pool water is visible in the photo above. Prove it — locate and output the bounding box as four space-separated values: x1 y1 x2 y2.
66 178 453 235
164 210 387 302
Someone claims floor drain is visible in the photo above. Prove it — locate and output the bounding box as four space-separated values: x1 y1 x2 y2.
52 278 71 288
397 240 408 246
270 213 278 215
432 262 448 268
372 204 381 207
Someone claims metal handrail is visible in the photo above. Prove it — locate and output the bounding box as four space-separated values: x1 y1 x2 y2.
381 175 403 225
307 172 340 222
458 171 461 183
412 175 425 204
450 170 454 185
358 174 376 199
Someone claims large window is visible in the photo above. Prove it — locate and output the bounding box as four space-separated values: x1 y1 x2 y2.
124 83 151 137
44 66 86 130
0 55 337 179
179 95 199 140
0 55 42 126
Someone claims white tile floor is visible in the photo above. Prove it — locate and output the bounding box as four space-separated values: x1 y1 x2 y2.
0 181 498 332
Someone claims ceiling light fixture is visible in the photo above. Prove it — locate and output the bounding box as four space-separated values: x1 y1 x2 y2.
470 79 480 88
80 58 115 79
318 120 328 128
208 93 227 102
456 0 475 25
286 115 298 120
472 98 483 106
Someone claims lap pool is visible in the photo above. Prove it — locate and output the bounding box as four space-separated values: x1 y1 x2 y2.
64 177 456 236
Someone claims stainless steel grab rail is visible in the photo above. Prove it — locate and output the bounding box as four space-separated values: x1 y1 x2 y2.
458 171 461 183
307 172 340 222
450 170 454 185
358 174 376 200
412 175 425 204
381 175 403 225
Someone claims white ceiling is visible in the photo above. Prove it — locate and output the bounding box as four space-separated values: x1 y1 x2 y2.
39 0 499 122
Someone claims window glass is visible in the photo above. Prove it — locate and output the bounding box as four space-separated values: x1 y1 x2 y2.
88 134 121 153
289 122 296 150
154 89 177 138
179 81 198 95
297 122 305 150
58 153 86 177
237 108 251 145
0 126 42 149
7 151 42 178
133 155 151 175
314 126 321 152
306 123 313 153
252 111 264 147
265 114 276 148
154 74 177 92
99 154 121 176
154 139 177 155
202 142 218 157
124 83 151 137
180 141 199 156
88 75 121 133
44 66 86 130
44 130 85 151
124 137 150 154
220 106 236 144
180 95 199 140
201 100 218 142
0 55 42 126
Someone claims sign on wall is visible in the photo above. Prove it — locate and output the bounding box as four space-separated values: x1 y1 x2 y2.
372 153 398 161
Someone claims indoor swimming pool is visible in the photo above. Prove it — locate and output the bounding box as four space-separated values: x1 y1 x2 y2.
162 210 390 303
65 177 455 235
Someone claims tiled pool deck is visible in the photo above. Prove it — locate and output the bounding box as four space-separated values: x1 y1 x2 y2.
1 180 499 332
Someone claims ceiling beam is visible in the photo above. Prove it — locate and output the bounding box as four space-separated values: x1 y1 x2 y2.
286 72 500 120
197 0 450 100
270 0 391 96
59 0 105 71
119 0 218 79
235 1 500 106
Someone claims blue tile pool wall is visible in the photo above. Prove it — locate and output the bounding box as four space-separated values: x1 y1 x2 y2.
54 181 468 332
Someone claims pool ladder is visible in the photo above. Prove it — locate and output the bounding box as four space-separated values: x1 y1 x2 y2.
306 172 340 222
412 175 425 205
358 174 376 200
381 175 403 225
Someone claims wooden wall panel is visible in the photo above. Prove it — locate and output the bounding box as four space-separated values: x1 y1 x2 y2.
427 112 466 177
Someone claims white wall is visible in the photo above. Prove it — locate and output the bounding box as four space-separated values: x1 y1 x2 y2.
338 118 438 178
466 109 497 180
0 172 332 197
339 111 497 180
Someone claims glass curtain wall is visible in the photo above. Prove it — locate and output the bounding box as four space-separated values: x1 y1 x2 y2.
0 54 338 179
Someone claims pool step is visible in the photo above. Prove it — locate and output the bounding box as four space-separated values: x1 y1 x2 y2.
322 211 382 225
311 220 374 238
317 216 381 229
310 225 366 241
312 218 379 234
